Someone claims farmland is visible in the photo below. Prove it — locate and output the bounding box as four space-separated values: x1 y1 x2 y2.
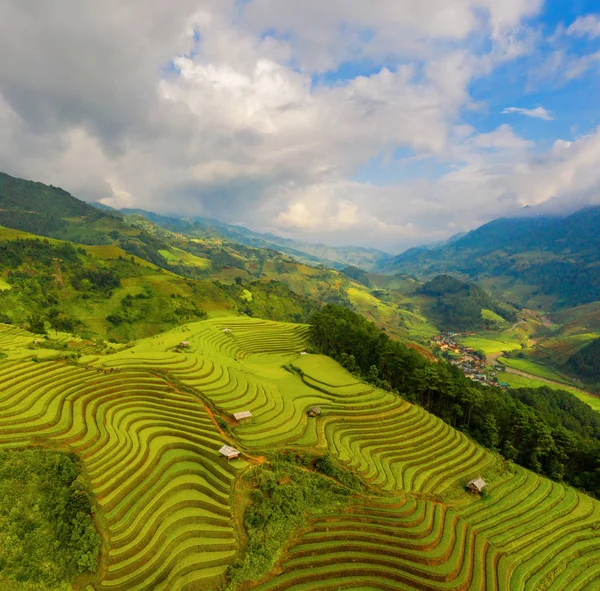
1 318 600 590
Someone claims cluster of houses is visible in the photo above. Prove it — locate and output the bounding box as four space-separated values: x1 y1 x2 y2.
432 333 507 388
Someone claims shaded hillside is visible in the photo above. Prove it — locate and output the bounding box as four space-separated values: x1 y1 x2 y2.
378 207 600 309
417 275 517 331
0 172 177 269
566 338 600 382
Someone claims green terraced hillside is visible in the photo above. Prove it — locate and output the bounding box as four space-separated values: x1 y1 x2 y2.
1 318 600 590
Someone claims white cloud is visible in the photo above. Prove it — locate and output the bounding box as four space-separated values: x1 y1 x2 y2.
6 0 596 252
502 106 554 120
567 14 600 39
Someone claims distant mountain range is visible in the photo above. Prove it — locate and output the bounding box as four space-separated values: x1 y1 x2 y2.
377 207 600 310
116 207 390 270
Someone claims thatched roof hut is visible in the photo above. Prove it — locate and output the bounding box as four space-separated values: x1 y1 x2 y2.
467 477 487 493
233 411 252 421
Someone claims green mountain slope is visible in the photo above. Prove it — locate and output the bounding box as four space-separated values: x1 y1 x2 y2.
418 274 517 331
0 227 317 341
2 316 600 590
120 207 390 270
378 207 600 310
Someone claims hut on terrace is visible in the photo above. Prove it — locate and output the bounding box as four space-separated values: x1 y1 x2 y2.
467 477 487 493
223 328 232 334
233 411 252 422
179 341 190 348
219 445 240 461
307 406 321 418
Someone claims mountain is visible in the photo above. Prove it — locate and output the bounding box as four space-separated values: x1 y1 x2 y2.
417 274 517 331
120 207 390 270
378 207 600 310
0 172 180 269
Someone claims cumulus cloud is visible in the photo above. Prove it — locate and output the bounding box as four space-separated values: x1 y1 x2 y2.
501 106 554 120
2 0 597 252
567 14 600 39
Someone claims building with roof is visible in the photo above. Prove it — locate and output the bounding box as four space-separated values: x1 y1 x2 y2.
233 411 252 421
219 445 240 460
307 406 321 417
467 477 487 493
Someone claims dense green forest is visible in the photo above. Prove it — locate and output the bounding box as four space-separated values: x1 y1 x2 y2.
310 305 600 497
417 274 517 331
565 338 600 383
0 449 100 590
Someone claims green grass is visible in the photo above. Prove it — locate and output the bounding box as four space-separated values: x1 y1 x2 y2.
482 308 508 324
497 372 600 412
157 248 211 269
499 357 574 384
462 331 524 354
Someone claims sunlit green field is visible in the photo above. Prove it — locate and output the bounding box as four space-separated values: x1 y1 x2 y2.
462 331 524 354
500 356 574 384
497 370 600 412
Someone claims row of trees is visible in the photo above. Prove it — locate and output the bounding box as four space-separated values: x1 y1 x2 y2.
310 305 600 497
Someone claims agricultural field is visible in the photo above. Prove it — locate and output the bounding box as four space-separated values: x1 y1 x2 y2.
496 371 600 413
1 318 600 590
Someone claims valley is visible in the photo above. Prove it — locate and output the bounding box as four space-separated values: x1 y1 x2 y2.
2 173 600 590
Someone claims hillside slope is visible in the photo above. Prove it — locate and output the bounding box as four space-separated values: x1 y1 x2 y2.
378 207 600 309
0 226 318 341
120 208 389 270
1 318 599 590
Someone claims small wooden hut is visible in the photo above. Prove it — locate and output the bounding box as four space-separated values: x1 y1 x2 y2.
219 445 240 461
179 341 190 348
233 411 252 422
223 328 232 334
467 477 487 493
307 406 321 418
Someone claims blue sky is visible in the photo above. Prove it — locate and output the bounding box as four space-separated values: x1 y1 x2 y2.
1 1 600 251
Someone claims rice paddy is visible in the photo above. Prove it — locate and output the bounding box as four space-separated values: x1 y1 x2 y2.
1 318 600 590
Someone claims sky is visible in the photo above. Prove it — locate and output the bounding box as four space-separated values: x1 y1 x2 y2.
1 1 600 253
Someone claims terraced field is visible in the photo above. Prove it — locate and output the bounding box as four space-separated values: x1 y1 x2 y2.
0 347 242 590
0 323 36 349
255 497 499 591
2 318 600 590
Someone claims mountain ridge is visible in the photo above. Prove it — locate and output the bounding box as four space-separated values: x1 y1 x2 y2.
378 206 600 309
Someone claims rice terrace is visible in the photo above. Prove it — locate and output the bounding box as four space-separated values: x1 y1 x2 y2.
1 317 600 591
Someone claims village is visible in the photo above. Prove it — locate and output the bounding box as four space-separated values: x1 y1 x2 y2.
431 333 507 388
